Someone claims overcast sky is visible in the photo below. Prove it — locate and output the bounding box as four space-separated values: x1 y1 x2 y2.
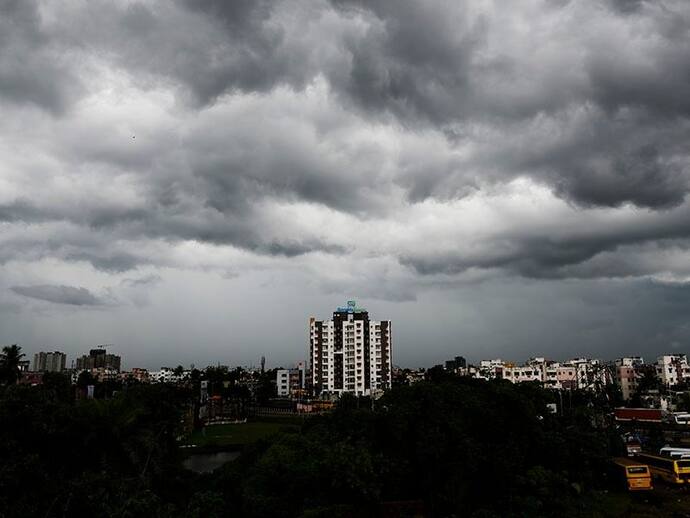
2 0 690 369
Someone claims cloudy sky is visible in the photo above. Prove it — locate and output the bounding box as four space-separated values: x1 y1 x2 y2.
2 0 690 369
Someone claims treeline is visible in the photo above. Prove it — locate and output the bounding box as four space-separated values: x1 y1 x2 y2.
0 374 618 517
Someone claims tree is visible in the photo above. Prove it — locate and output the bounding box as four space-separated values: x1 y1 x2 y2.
677 392 690 413
41 371 73 403
0 344 25 385
77 370 96 389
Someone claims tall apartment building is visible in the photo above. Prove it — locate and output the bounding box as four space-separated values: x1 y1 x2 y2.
33 351 67 372
76 348 121 372
309 301 392 397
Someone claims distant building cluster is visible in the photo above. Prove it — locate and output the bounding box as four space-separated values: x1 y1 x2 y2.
19 346 123 386
75 347 121 371
472 357 607 391
407 353 690 408
33 351 66 372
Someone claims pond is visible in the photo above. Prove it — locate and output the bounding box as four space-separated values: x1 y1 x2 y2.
182 451 241 473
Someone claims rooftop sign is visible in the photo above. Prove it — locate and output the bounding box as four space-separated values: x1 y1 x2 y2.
336 300 367 313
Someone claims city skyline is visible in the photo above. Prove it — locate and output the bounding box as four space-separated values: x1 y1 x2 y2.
2 1 690 368
17 338 690 374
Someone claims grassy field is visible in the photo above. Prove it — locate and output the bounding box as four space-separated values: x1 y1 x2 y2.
187 419 300 448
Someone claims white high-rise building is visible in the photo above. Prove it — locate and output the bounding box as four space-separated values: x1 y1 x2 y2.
33 351 67 372
309 301 392 397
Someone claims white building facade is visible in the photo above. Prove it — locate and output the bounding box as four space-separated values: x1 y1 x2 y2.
33 351 67 372
310 301 392 397
276 362 306 397
656 355 690 387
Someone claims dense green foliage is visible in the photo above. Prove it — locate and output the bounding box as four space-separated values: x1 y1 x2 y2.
0 379 193 517
0 345 25 386
203 378 611 517
0 375 614 517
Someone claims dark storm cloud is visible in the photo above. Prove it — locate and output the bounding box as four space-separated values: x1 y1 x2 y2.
491 109 690 209
64 252 144 273
400 205 690 279
0 198 342 268
6 0 688 215
11 285 107 306
51 0 324 107
174 0 285 101
329 0 482 124
606 0 646 14
1 0 690 282
121 275 162 288
0 0 81 113
326 0 690 210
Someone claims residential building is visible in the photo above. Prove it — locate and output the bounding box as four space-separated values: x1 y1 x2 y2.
75 348 121 372
276 362 306 398
91 367 118 382
128 368 150 383
564 358 612 390
616 357 645 368
656 355 690 387
149 367 188 384
444 356 467 373
502 365 542 384
471 357 593 390
554 365 577 390
477 359 505 379
33 351 67 372
309 300 392 397
615 357 645 401
277 369 290 396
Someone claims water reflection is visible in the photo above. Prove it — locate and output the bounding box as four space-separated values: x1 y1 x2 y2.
183 451 241 473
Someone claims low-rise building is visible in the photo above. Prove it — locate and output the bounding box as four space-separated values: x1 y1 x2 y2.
564 358 612 390
477 359 505 380
615 357 645 400
276 362 306 398
554 365 577 390
656 355 690 387
120 367 150 383
150 367 188 384
502 364 542 384
444 356 467 374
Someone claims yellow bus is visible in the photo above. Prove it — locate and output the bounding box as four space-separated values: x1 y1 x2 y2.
636 453 690 485
611 457 653 491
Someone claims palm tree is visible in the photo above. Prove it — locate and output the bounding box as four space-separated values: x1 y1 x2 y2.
0 344 25 385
